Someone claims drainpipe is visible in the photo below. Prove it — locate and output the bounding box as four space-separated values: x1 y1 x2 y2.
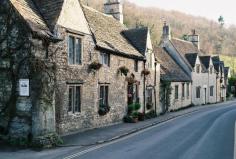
143 58 147 115
154 60 157 115
216 73 218 103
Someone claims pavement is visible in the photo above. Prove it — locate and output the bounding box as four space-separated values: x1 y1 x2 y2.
61 100 236 147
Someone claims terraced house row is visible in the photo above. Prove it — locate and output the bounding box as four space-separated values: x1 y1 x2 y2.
0 0 230 145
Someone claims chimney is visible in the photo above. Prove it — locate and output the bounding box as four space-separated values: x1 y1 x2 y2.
162 21 171 40
104 0 123 24
188 29 200 49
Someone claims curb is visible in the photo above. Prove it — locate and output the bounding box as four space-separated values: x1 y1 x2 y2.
58 108 201 147
59 100 236 148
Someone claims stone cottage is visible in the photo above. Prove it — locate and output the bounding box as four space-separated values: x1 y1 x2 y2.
155 47 192 112
0 0 160 144
160 23 218 106
212 56 227 102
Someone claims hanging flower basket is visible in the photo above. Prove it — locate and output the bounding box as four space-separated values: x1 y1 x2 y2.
118 66 129 76
125 76 136 84
141 69 150 76
89 61 102 71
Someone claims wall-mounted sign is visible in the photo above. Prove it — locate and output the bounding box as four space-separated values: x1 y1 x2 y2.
19 79 29 97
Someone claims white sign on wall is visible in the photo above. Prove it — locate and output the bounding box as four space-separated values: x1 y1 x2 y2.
19 79 29 96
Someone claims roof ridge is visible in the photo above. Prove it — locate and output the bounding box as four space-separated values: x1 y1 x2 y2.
172 37 193 44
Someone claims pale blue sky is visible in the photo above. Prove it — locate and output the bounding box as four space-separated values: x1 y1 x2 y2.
127 0 236 25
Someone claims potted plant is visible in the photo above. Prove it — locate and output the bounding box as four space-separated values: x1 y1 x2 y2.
146 103 153 110
141 69 150 76
138 112 145 121
89 61 102 71
118 66 129 76
98 104 110 116
125 76 136 84
131 112 139 123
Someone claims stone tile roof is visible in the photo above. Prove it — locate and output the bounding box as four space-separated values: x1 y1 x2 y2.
171 38 199 55
185 53 198 68
122 27 148 55
34 0 64 30
155 47 191 82
83 6 143 59
199 56 211 69
9 0 55 39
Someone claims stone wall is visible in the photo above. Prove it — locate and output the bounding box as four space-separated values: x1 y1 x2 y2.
169 82 192 111
54 26 160 135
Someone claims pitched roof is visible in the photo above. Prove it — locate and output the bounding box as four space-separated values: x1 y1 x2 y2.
155 47 191 82
9 0 55 39
83 6 143 59
212 56 220 72
33 0 64 30
185 53 198 68
224 67 230 77
199 56 211 69
171 38 199 55
122 27 148 55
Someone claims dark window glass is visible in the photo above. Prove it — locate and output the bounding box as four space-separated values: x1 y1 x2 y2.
134 60 138 72
68 86 81 113
68 36 82 65
100 86 109 106
187 83 190 97
196 86 201 98
182 83 185 98
210 86 214 96
175 85 178 99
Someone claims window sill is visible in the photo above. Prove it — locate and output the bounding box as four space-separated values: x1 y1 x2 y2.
68 112 82 116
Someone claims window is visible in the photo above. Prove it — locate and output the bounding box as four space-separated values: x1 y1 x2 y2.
210 86 214 96
68 35 82 65
68 86 81 113
147 88 153 104
134 60 138 72
187 83 190 98
182 83 185 98
196 86 201 98
196 65 200 73
100 86 109 106
210 66 213 74
175 85 179 99
100 53 110 66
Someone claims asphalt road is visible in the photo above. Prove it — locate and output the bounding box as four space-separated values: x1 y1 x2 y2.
65 103 236 159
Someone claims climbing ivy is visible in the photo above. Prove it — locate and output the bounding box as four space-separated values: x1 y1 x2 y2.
160 81 172 114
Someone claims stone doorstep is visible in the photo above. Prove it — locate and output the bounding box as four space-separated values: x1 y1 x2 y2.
60 100 235 147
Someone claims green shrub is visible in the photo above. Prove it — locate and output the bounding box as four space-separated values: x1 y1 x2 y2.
128 104 135 113
145 110 157 119
123 115 133 123
131 111 139 118
134 103 141 110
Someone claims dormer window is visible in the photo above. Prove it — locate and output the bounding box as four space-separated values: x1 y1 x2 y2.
210 66 213 74
196 65 200 73
68 35 82 65
100 53 110 67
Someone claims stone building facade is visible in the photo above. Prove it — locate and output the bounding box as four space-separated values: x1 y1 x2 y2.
155 47 192 112
160 23 221 107
0 0 160 143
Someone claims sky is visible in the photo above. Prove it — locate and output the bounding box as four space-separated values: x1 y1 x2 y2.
127 0 236 26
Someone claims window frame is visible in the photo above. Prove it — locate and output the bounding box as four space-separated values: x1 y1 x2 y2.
210 86 214 96
187 83 190 98
99 85 109 107
196 65 200 73
68 85 82 114
100 53 110 67
68 34 83 65
196 86 201 98
134 60 138 72
175 85 179 99
182 83 185 98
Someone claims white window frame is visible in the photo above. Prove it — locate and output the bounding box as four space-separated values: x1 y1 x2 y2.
68 34 83 65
